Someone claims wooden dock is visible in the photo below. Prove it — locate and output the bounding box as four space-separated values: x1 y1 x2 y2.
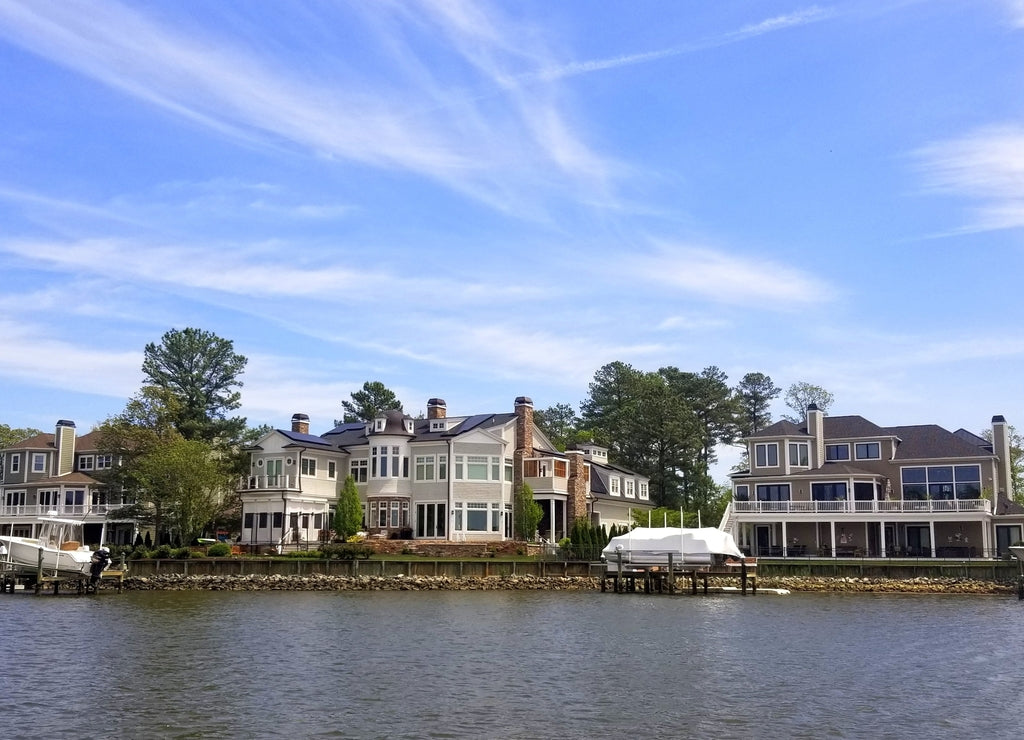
601 555 758 595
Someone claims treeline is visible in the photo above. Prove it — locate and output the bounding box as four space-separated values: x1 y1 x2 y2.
534 362 834 521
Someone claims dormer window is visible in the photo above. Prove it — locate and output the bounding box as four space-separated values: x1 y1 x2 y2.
404 420 414 434
374 419 385 432
430 419 447 432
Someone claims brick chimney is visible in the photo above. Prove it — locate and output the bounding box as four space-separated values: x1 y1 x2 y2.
291 414 310 435
992 415 1013 501
55 420 76 476
566 450 589 525
427 398 447 419
513 396 534 494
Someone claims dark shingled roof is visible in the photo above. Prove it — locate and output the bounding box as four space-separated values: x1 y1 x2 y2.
824 416 892 439
748 420 806 438
888 424 992 460
279 430 337 448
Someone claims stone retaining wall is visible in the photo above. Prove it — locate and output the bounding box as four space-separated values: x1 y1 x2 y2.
113 573 1018 594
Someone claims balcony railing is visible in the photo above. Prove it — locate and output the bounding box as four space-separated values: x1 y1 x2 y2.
241 474 301 491
0 504 128 518
732 498 991 515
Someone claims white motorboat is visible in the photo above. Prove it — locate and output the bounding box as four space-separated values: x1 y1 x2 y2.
601 526 745 567
0 516 94 577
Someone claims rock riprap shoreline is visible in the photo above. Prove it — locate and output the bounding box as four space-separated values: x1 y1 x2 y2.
118 573 1017 594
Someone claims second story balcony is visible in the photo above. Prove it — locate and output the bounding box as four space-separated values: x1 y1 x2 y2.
241 474 301 492
732 498 992 516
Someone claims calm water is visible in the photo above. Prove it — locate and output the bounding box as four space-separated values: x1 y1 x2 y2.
2 589 1022 739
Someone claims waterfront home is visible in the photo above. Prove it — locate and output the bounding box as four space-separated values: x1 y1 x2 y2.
0 420 138 546
238 396 652 547
723 405 1024 558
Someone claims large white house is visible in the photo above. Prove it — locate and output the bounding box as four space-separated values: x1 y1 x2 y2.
238 396 652 547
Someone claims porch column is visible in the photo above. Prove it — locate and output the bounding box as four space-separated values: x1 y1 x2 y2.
880 520 887 557
782 521 789 556
928 521 936 558
548 499 555 541
981 521 992 558
830 521 837 558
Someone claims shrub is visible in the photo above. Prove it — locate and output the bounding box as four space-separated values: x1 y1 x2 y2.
320 543 373 560
129 547 149 560
207 543 231 557
172 547 193 559
154 544 173 559
284 550 323 559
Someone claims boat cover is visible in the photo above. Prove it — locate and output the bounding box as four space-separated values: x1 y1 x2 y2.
601 527 744 566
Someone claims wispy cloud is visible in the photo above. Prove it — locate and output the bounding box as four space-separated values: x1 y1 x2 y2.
532 6 832 81
0 318 141 398
0 236 546 307
913 125 1024 232
621 243 834 307
0 1 616 217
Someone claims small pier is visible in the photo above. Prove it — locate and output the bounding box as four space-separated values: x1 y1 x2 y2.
0 556 126 595
600 553 758 595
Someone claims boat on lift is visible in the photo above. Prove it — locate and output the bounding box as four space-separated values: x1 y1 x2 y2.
0 515 95 577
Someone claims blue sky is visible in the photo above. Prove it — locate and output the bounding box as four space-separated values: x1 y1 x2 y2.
2 1 1023 481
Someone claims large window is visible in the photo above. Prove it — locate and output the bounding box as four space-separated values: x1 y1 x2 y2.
351 459 368 483
812 482 847 501
901 465 981 500
825 444 850 461
755 443 779 467
755 484 790 501
467 456 489 480
855 442 881 460
415 455 435 481
788 443 809 467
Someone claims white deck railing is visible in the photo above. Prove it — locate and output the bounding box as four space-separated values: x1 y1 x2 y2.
732 498 991 515
0 504 126 517
241 474 301 491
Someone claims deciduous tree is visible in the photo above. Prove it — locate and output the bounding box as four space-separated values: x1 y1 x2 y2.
0 423 43 449
783 382 835 423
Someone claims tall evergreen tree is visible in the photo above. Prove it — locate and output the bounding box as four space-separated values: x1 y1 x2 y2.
735 372 782 436
333 475 364 540
341 381 403 423
141 327 248 444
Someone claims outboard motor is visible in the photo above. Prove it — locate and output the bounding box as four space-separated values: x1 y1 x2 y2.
90 547 111 586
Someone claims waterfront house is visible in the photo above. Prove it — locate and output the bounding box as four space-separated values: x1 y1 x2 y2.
0 420 138 546
238 396 652 547
723 405 1024 558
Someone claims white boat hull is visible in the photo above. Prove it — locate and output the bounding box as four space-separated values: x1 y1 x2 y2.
0 536 93 577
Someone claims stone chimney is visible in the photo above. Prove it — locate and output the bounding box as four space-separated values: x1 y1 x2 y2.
427 398 447 419
566 450 589 525
513 396 535 495
806 404 824 468
291 414 310 435
992 415 1013 501
55 420 76 476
